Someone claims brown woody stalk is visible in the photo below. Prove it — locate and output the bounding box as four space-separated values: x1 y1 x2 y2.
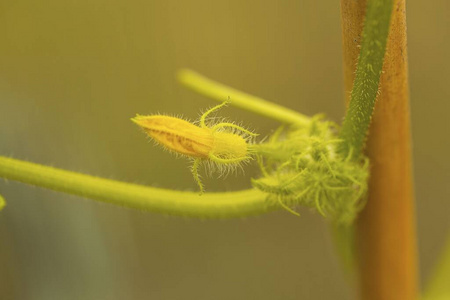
340 1 418 299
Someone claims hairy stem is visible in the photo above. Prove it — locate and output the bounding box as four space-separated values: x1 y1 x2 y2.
338 0 394 158
341 0 418 299
178 69 310 126
0 156 275 218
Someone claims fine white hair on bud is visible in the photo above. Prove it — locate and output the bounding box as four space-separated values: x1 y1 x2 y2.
132 101 258 193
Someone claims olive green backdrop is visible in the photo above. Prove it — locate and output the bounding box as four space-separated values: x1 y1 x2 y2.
0 1 449 299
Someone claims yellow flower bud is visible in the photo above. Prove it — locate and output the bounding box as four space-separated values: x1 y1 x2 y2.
132 101 257 193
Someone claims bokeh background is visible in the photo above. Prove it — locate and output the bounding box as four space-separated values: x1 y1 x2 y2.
0 1 449 299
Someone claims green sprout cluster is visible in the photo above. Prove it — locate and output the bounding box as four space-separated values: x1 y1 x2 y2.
252 116 369 224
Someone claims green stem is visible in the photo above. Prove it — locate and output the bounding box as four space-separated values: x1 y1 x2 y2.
178 69 310 126
0 156 275 218
338 0 394 157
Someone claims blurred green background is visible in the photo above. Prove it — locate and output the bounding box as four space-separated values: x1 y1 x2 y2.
0 1 449 299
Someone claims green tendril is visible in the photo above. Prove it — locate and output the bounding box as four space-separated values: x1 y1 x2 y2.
178 69 310 126
0 156 276 219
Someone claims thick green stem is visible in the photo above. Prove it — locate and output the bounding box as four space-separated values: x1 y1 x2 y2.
341 0 418 299
0 156 275 218
178 69 310 126
338 0 394 158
